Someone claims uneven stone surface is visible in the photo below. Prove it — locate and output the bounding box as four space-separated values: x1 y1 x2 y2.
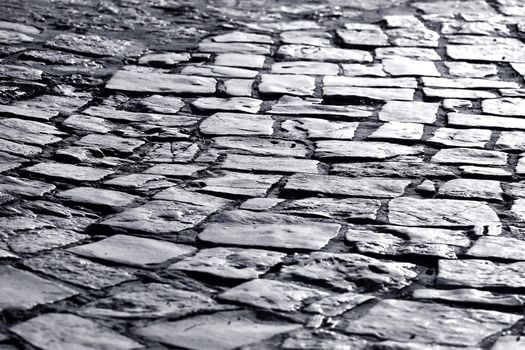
3 0 525 348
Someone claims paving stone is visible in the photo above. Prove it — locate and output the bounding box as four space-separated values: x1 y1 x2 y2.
429 128 492 148
24 251 135 289
170 247 285 280
213 136 308 157
62 114 114 134
447 39 525 63
219 279 328 312
304 292 375 317
460 166 512 179
385 18 440 47
138 52 190 66
368 122 424 141
0 29 33 44
222 79 254 96
496 131 525 151
0 138 42 157
491 335 525 350
376 47 441 60
439 179 503 201
344 299 519 347
104 174 172 192
198 42 271 54
285 174 410 198
0 95 89 121
413 288 524 307
445 61 498 78
282 252 418 292
432 148 507 166
324 86 415 101
466 236 525 261
69 234 195 267
337 23 388 46
315 141 424 159
209 31 273 43
482 98 525 117
423 88 497 99
182 65 258 78
0 266 77 311
282 330 368 350
278 44 372 62
192 97 262 113
197 171 281 197
511 198 525 222
282 119 359 140
0 118 65 146
423 77 518 89
0 175 55 197
215 53 266 69
277 197 381 221
382 57 440 77
388 197 501 235
24 162 114 182
200 113 273 136
8 229 88 254
437 259 525 289
379 101 439 124
341 63 386 77
240 198 285 211
76 134 144 154
101 191 230 235
136 310 300 350
80 283 224 319
144 163 208 177
269 95 373 118
46 33 141 57
324 76 417 88
106 69 217 94
0 64 42 80
221 154 319 174
443 99 473 111
449 112 525 130
271 61 339 75
413 0 497 15
280 30 331 46
199 222 340 250
11 313 142 350
83 106 199 126
259 74 315 96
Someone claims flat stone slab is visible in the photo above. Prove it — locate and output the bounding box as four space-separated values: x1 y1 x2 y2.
221 154 319 174
11 313 142 350
136 310 300 350
192 97 262 113
431 148 508 166
449 112 525 130
315 141 424 159
323 86 415 101
76 134 144 154
424 88 497 99
277 197 381 221
199 222 340 250
422 77 519 89
482 98 525 117
0 175 55 197
68 234 196 267
213 136 308 157
259 74 316 96
278 44 372 62
0 266 77 311
466 236 525 261
379 101 439 124
200 113 273 136
388 197 501 235
437 259 525 289
0 118 65 146
268 95 373 118
282 252 418 292
282 119 359 139
343 299 520 347
0 95 89 121
218 279 329 312
438 179 503 201
428 128 492 148
198 171 281 197
285 174 410 198
215 53 266 68
170 247 286 280
182 65 258 78
80 283 223 319
46 33 141 57
271 61 339 75
24 162 114 182
106 69 216 94
413 288 524 308
57 187 140 208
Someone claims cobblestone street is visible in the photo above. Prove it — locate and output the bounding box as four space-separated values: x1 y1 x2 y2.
2 0 525 349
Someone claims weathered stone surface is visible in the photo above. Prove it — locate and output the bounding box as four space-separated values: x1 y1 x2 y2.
449 112 525 130
200 113 273 136
219 279 328 311
136 310 300 350
344 299 520 346
23 251 134 290
277 197 381 221
83 106 199 126
209 31 273 44
170 247 285 280
280 30 331 46
198 171 281 197
304 292 375 317
144 163 208 177
182 65 258 78
0 138 42 157
0 95 89 121
388 197 501 235
271 61 339 75
0 175 54 197
337 24 388 46
379 101 439 124
466 236 525 261
437 259 525 289
282 119 359 140
278 44 372 62
46 33 141 57
69 234 196 267
368 122 424 141
138 52 190 66
285 174 410 198
11 313 142 350
423 88 497 99
496 131 525 151
259 74 316 96
222 154 319 174
482 98 525 117
282 330 368 350
439 179 503 201
0 118 65 146
106 69 216 94
8 229 88 254
342 63 385 77
432 148 507 166
413 288 524 307
0 266 77 311
422 77 518 89
213 136 308 157
282 252 418 292
376 47 440 60
460 166 512 179
0 64 42 80
192 97 262 113
447 40 525 63
491 335 525 350
198 42 271 54
199 222 340 250
104 174 172 191
315 141 424 159
24 162 114 182
269 95 372 118
76 134 144 154
82 283 223 319
382 57 440 76
215 53 266 69
445 61 497 78
429 128 492 148
221 79 254 97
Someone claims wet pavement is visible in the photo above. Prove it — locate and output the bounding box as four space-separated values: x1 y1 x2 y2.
1 0 525 349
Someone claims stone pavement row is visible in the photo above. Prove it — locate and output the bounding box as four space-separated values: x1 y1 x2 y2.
2 0 525 349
